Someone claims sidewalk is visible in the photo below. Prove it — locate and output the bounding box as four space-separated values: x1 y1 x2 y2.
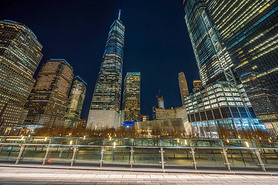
0 165 278 185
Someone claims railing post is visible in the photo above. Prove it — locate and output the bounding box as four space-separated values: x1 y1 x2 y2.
220 140 231 171
222 148 231 171
42 146 50 165
191 148 197 170
130 146 134 168
15 145 25 165
159 147 165 170
100 146 105 168
71 146 77 166
255 149 266 172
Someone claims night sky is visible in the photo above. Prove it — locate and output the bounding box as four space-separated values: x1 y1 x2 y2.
0 0 199 119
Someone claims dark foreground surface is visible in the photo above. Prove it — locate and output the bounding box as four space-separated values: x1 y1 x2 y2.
0 165 278 185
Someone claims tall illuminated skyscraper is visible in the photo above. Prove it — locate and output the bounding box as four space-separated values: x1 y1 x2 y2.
0 20 43 130
65 76 87 128
182 1 267 137
183 0 278 132
87 10 125 129
122 72 141 121
24 59 74 126
178 72 189 105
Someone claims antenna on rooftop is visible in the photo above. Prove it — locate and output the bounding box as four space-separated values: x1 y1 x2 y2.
118 9 121 20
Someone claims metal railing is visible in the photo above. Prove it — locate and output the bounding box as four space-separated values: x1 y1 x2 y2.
0 136 277 172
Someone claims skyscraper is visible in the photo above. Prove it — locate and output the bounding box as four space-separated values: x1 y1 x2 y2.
183 0 278 132
65 76 87 128
178 72 189 105
182 1 266 137
205 0 278 132
183 1 234 86
0 20 43 130
122 72 141 121
24 59 74 126
87 11 125 129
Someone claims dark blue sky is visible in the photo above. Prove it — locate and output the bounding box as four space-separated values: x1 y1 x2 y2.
0 0 199 118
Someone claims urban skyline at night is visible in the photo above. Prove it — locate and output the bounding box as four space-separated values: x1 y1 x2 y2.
0 1 277 183
0 0 196 119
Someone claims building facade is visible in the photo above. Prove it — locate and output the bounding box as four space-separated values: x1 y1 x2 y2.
87 11 125 129
122 72 140 121
0 20 43 130
193 80 202 92
65 76 87 128
24 59 74 126
178 72 189 105
185 81 264 138
183 0 278 132
205 0 278 131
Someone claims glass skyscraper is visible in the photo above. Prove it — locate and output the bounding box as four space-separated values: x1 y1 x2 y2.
65 76 87 128
0 20 43 131
206 0 278 131
87 11 125 129
182 0 268 137
122 72 141 122
183 0 278 132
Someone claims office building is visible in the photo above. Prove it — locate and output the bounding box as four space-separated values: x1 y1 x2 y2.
140 115 149 122
24 59 74 126
206 0 278 131
183 0 278 132
0 20 43 130
178 72 189 105
122 72 140 121
185 81 264 138
87 11 125 129
193 80 202 92
153 107 177 120
65 76 87 128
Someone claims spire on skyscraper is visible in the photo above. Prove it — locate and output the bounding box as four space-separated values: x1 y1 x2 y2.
118 9 121 20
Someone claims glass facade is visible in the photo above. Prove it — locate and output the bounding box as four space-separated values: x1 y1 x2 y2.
185 82 264 138
65 76 87 128
89 17 125 112
0 20 43 129
183 0 278 132
183 0 234 86
0 136 277 172
87 13 125 129
24 59 74 126
206 0 278 131
122 72 141 121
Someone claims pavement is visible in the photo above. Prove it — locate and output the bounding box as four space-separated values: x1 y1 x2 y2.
0 166 278 185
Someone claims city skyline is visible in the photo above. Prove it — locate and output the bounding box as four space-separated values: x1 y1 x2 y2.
0 0 197 118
